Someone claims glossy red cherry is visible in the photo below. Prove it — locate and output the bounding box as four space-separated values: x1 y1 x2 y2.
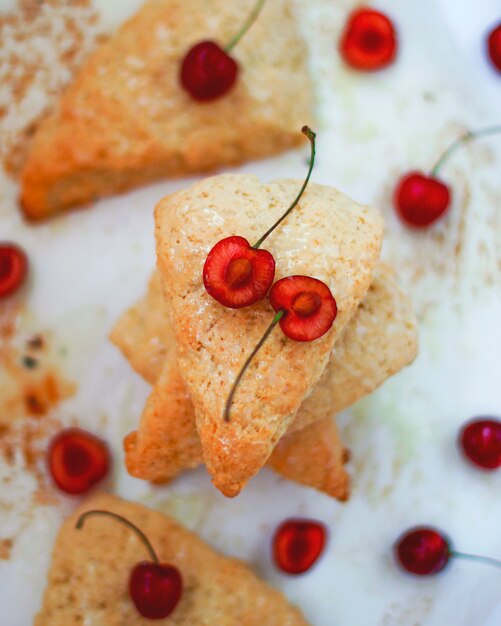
203 126 316 309
487 23 501 73
460 418 501 470
130 562 183 620
0 242 28 299
203 236 275 308
395 527 450 576
273 519 327 575
339 8 397 72
394 172 450 228
48 428 110 495
76 510 183 620
270 275 337 342
180 41 238 102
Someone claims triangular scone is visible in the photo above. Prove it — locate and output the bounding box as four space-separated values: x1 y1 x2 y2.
155 174 384 496
19 0 313 220
35 492 309 626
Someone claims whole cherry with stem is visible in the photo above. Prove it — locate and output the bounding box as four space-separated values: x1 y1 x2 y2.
273 518 327 575
460 417 501 470
487 23 501 73
395 526 501 576
394 125 501 228
0 242 28 299
76 510 182 620
180 0 266 101
339 8 397 72
203 126 316 309
223 274 337 421
48 428 110 495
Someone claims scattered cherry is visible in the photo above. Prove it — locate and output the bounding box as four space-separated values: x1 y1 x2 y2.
395 526 501 576
339 8 397 72
203 126 316 309
460 417 501 470
48 428 110 495
76 510 182 620
487 23 501 73
180 0 266 101
394 125 501 228
273 519 327 575
223 275 337 420
0 242 28 299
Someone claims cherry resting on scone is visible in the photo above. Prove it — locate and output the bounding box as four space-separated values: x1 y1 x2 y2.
203 126 316 309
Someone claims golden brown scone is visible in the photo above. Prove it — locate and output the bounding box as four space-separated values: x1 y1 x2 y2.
268 418 350 501
35 492 309 626
155 174 384 496
20 0 313 220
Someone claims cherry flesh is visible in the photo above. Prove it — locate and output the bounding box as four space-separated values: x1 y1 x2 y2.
395 527 450 576
48 428 110 495
273 519 327 575
394 172 450 228
339 8 397 72
0 242 28 299
460 418 501 470
487 23 501 73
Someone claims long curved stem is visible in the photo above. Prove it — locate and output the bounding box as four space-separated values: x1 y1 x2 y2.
223 310 284 422
253 126 316 249
76 510 159 564
451 550 501 570
431 125 501 176
225 0 267 52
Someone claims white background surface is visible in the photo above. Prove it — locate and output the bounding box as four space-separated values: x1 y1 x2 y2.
1 1 501 624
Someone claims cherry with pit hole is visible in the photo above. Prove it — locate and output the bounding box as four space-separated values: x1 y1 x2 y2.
48 428 110 495
395 526 501 576
0 242 28 299
394 125 501 228
273 518 327 575
76 510 182 620
203 126 316 309
180 0 266 101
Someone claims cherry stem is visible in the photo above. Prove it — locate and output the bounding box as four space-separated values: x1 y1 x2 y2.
450 550 501 570
75 510 159 564
253 126 316 249
223 309 284 422
431 125 501 176
225 0 267 52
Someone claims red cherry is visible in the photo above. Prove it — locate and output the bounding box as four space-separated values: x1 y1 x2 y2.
273 519 327 575
460 418 501 470
48 428 110 494
269 275 337 342
339 8 397 72
0 242 28 299
395 527 450 576
203 236 275 308
180 41 238 102
394 172 451 228
487 23 501 73
129 562 182 620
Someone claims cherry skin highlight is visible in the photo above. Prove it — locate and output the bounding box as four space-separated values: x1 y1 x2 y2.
0 242 28 299
48 428 110 495
460 418 501 470
395 527 450 576
394 172 451 228
487 23 501 73
273 519 327 575
339 8 397 72
180 41 238 102
203 236 275 308
270 275 337 341
129 562 183 620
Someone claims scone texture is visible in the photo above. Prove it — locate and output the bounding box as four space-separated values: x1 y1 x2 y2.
20 0 313 219
35 492 309 626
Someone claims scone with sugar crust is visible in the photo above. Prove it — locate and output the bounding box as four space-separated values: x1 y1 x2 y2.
20 0 313 219
35 492 309 626
155 174 384 496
